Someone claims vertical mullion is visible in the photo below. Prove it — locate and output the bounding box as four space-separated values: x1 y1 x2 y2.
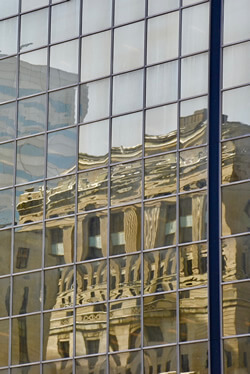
208 0 222 373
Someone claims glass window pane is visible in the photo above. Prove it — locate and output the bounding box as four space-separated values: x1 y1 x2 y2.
19 48 47 97
114 21 144 73
224 0 250 44
222 86 250 140
0 1 18 18
76 356 106 374
15 181 44 224
222 234 250 282
47 127 77 178
180 146 207 192
20 9 48 52
144 197 176 249
18 94 46 137
77 211 107 261
147 12 179 65
222 181 250 236
0 56 17 103
0 229 11 276
223 42 250 89
0 277 10 317
181 53 208 98
14 223 43 272
182 3 209 55
12 365 40 374
144 292 176 345
78 169 108 212
179 243 207 288
110 351 141 372
16 135 45 184
81 31 111 82
144 247 176 294
11 314 40 365
0 188 13 228
82 0 112 34
180 342 208 373
223 282 250 336
144 153 177 198
223 337 250 374
45 217 75 267
110 204 141 255
76 261 107 303
180 96 208 148
179 191 207 243
111 160 142 205
111 112 142 163
43 310 73 360
148 0 179 16
0 141 14 188
0 320 9 367
46 175 76 219
50 40 78 90
21 0 48 12
109 299 141 350
80 78 110 124
0 102 16 141
145 104 177 156
79 120 109 171
115 0 145 25
12 272 41 315
51 0 80 43
0 17 18 56
144 346 177 374
48 87 78 131
113 69 143 115
110 254 141 299
146 61 178 107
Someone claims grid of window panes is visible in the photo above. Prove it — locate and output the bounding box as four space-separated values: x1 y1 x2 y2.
221 0 250 373
0 0 212 373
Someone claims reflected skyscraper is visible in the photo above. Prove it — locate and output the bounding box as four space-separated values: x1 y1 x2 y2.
0 1 249 374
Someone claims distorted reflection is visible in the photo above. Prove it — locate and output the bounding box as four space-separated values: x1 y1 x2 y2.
144 292 176 346
111 112 142 163
179 243 207 288
0 141 14 188
11 364 40 374
76 355 106 374
45 217 75 267
144 197 176 249
110 351 141 374
43 309 73 361
0 229 11 275
0 56 16 103
14 223 43 272
12 272 41 315
180 342 208 374
48 87 78 131
46 175 76 219
221 137 250 184
16 182 44 224
11 314 40 365
76 261 107 305
0 188 13 228
110 254 141 299
223 282 250 336
76 304 107 355
179 191 207 243
20 8 48 52
109 298 141 351
144 152 176 198
78 169 108 212
110 204 141 255
0 276 10 317
144 346 176 374
18 94 46 137
0 101 16 141
43 360 72 374
222 234 250 281
223 337 250 374
179 288 208 341
44 266 74 311
222 181 250 236
144 247 176 293
77 212 107 261
0 320 9 367
179 146 207 192
111 160 142 205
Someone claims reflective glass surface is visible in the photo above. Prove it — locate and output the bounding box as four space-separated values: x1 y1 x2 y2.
15 181 44 224
0 17 18 57
223 42 250 89
223 0 250 44
76 356 106 374
0 102 16 141
12 272 41 315
223 337 250 374
179 243 207 288
18 94 46 137
180 146 207 192
21 0 48 12
0 277 10 317
0 319 9 367
0 141 14 188
0 56 17 103
46 174 75 218
181 53 208 98
180 342 208 373
148 0 179 15
144 346 176 374
110 351 141 374
0 1 18 18
115 0 145 25
49 87 78 131
0 229 11 276
82 0 112 34
0 188 13 228
20 9 48 52
51 0 80 43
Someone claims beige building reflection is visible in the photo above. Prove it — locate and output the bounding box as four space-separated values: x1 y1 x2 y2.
1 56 249 373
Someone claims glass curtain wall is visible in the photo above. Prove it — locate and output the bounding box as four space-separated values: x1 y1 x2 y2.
0 0 248 374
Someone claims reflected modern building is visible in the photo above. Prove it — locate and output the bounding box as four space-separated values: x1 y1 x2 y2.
0 1 249 374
